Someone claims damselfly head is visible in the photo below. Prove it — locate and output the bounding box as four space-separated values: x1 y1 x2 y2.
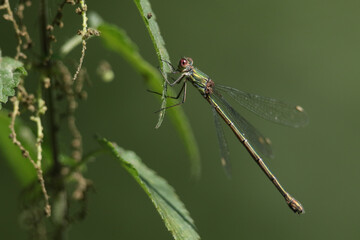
178 57 193 71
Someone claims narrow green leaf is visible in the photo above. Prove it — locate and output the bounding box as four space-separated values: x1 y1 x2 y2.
133 0 170 67
133 0 171 128
0 55 27 109
99 138 201 240
89 12 201 177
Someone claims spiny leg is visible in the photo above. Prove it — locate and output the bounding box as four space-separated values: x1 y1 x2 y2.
147 82 186 99
160 70 186 86
155 81 188 113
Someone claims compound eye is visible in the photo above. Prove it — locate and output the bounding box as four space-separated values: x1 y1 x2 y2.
180 58 188 67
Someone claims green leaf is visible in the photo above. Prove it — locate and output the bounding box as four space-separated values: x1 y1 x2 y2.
0 110 36 185
89 12 201 177
99 138 201 240
133 0 170 67
0 55 27 109
133 0 171 128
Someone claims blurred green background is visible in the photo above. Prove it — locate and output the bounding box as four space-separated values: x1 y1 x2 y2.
1 0 360 239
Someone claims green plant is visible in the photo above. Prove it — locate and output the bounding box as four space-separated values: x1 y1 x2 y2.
0 0 200 239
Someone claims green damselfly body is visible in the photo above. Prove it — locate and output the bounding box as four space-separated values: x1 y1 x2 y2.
157 57 308 214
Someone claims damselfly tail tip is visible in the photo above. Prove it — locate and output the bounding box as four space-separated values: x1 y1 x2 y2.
286 195 305 214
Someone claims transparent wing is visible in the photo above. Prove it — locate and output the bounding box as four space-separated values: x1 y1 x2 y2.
215 85 309 128
211 89 273 158
212 108 231 177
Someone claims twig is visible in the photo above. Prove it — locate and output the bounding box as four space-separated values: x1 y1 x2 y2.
15 1 33 50
73 38 86 81
71 172 91 200
50 0 75 28
9 97 51 217
57 62 83 161
72 28 100 80
0 0 26 59
73 0 88 81
30 92 47 170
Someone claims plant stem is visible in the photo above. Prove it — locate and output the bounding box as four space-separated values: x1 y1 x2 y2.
40 0 60 173
40 1 68 239
40 0 50 59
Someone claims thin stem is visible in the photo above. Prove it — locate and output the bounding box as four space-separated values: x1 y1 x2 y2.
0 0 26 59
10 97 51 217
73 0 88 81
40 0 50 60
40 0 60 172
47 80 61 173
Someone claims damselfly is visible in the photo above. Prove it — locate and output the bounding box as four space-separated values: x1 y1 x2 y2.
155 57 308 214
